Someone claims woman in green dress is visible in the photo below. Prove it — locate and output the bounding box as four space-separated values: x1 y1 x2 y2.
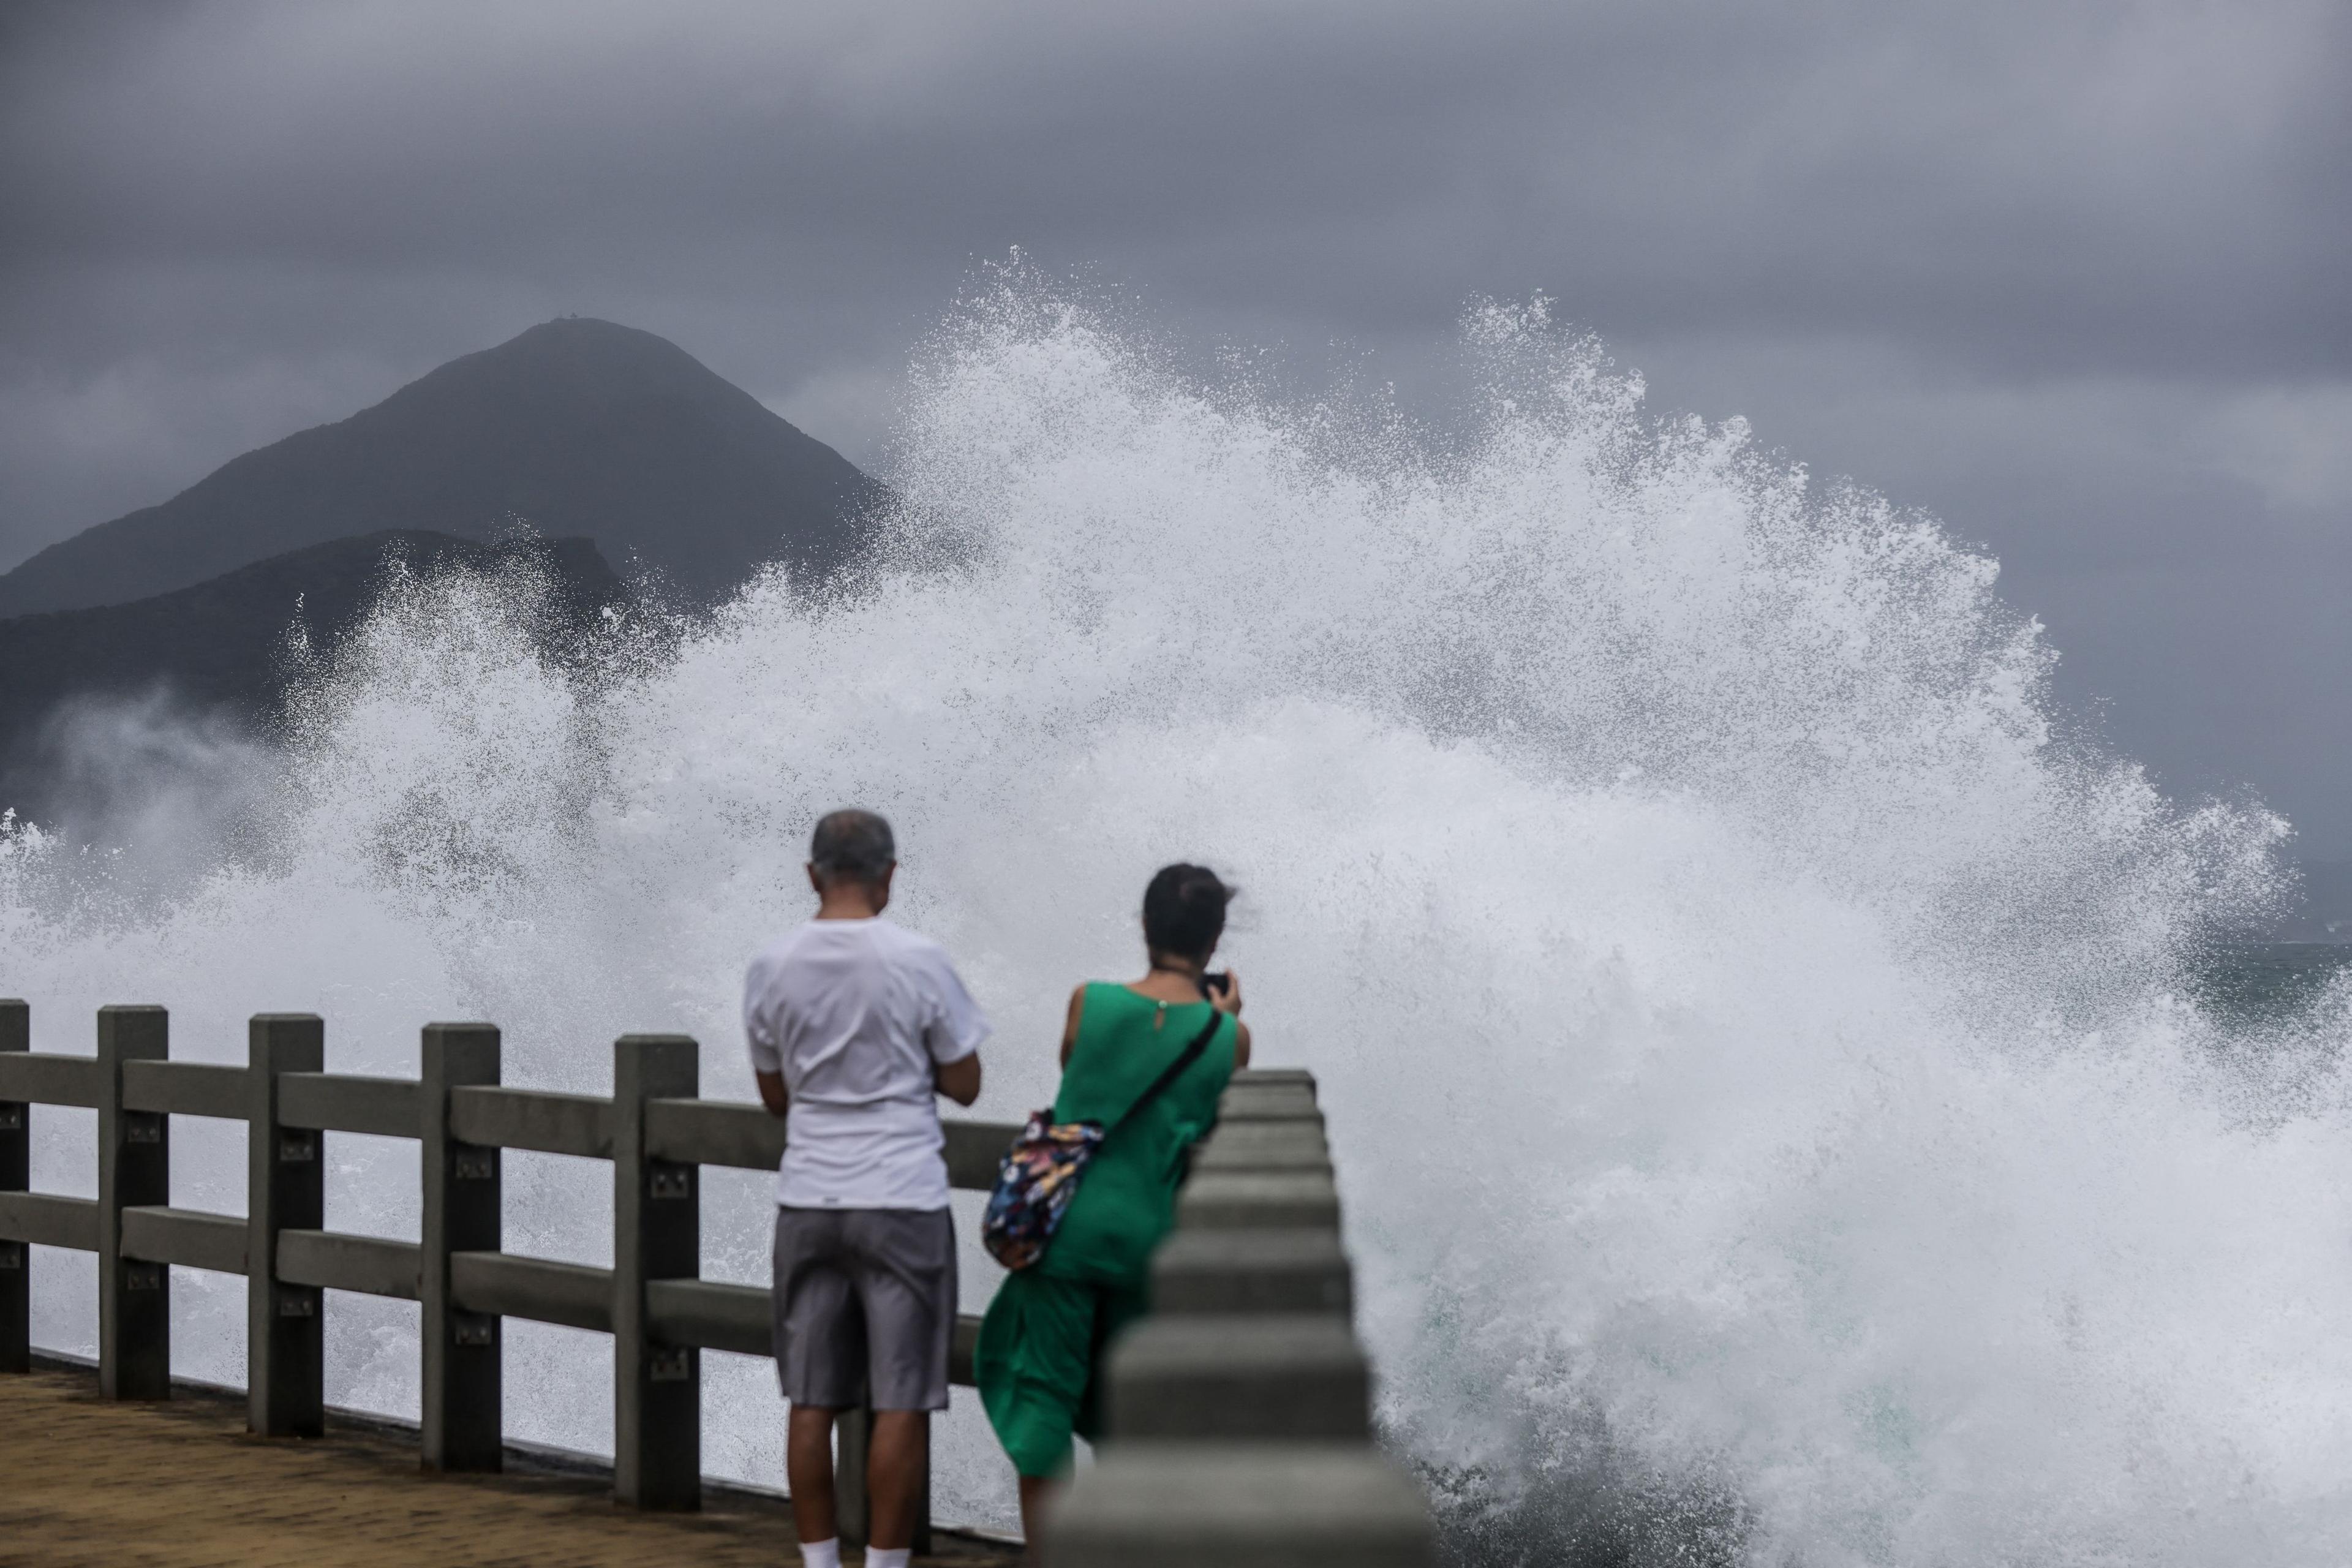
976 863 1251 1548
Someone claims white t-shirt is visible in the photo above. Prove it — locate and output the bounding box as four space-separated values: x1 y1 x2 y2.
742 916 989 1211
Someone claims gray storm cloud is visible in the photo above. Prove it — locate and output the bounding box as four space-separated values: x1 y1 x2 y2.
2 0 2347 848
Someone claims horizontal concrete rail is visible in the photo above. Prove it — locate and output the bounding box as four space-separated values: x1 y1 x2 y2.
1216 1082 1323 1124
642 1276 985 1383
448 1085 615 1160
279 1072 421 1139
0 1050 99 1109
1052 1443 1435 1568
943 1118 1023 1190
278 1229 421 1300
0 1191 99 1251
1229 1066 1316 1100
451 1250 614 1333
120 1060 249 1121
645 1096 783 1170
639 1096 1017 1189
2 1053 1015 1193
1153 1227 1352 1315
1188 1120 1333 1176
1108 1314 1370 1441
120 1205 248 1276
1176 1170 1343 1230
645 1275 773 1355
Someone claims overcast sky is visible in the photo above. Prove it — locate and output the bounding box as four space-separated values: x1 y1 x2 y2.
4 0 2347 854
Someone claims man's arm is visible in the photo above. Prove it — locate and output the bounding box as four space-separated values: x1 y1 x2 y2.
933 1052 981 1107
745 953 790 1118
924 949 990 1107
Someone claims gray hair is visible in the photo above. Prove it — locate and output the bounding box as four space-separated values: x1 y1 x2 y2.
809 808 896 884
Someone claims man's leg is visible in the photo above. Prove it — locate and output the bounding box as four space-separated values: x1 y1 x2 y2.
844 1207 957 1562
775 1207 862 1561
788 1404 842 1545
866 1408 930 1553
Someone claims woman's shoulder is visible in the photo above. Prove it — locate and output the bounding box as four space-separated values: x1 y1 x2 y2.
1063 980 1132 1041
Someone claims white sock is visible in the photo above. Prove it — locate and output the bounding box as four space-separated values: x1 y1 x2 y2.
866 1550 912 1568
797 1539 841 1568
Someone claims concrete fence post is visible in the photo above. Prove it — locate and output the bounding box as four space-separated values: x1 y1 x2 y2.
614 1033 699 1509
248 1014 325 1438
1047 1444 1437 1568
96 1005 170 1400
834 1405 872 1550
421 1022 501 1471
1 999 27 1374
828 1403 929 1554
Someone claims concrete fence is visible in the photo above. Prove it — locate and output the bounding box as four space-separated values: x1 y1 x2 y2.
0 998 1430 1563
1049 1068 1436 1567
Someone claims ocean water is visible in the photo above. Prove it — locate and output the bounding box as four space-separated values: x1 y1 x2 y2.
2189 943 2352 1029
6 276 2352 1566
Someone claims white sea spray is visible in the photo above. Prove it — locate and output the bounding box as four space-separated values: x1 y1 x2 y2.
5 276 2344 1563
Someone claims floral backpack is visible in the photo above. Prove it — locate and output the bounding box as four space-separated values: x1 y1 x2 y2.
981 1005 1225 1272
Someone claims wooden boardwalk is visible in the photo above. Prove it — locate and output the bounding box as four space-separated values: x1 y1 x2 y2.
0 1364 1019 1567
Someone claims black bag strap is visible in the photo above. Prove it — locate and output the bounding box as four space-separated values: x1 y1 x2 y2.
1109 1005 1226 1134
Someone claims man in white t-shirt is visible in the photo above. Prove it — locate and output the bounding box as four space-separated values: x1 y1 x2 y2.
744 809 987 1568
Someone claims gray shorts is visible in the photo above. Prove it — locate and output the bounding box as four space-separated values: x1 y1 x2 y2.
771 1205 957 1412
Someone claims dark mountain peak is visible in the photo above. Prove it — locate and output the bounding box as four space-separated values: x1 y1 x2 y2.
0 320 882 617
398 316 756 408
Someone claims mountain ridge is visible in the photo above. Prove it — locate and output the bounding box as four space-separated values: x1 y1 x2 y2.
0 317 881 617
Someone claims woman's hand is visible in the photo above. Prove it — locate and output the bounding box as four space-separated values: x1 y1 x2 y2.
1211 968 1243 1017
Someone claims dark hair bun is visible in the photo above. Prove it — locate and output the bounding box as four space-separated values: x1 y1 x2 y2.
1142 864 1232 962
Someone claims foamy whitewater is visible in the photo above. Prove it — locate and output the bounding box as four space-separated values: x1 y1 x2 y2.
7 280 2352 1564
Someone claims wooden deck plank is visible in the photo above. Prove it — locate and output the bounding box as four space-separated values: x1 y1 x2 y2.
0 1365 1016 1567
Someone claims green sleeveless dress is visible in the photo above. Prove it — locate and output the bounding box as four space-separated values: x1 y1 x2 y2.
975 984 1238 1477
